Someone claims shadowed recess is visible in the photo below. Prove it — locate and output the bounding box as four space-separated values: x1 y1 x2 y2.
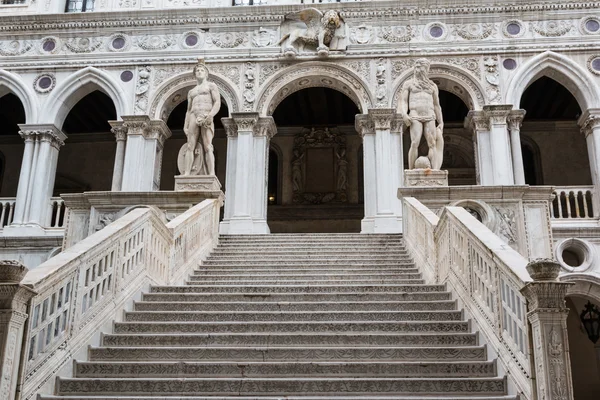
520 76 581 120
62 90 116 134
273 87 360 127
167 97 229 136
438 90 469 123
0 93 26 136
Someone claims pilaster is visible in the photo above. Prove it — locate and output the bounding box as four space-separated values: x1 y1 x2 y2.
7 124 66 235
355 109 403 234
521 260 574 400
120 116 172 192
220 112 276 235
508 110 526 185
466 110 493 186
484 105 515 185
0 261 36 400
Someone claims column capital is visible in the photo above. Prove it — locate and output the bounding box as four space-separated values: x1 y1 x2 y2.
465 110 490 131
521 259 572 311
367 108 397 131
108 120 127 142
147 120 172 148
507 109 526 131
17 124 66 149
120 116 171 145
578 108 600 137
355 114 375 137
255 116 277 139
222 113 274 138
483 104 513 125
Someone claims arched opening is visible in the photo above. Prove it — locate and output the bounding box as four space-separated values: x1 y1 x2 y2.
159 95 229 190
268 87 362 233
0 93 26 198
519 76 591 186
54 90 117 195
402 90 475 185
268 148 280 205
566 295 600 399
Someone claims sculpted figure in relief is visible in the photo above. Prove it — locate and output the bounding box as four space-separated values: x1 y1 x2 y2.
178 59 220 176
276 8 344 57
399 58 445 170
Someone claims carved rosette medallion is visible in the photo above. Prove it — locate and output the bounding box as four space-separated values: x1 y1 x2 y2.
208 32 247 48
0 40 32 56
530 20 573 37
378 26 414 43
136 35 175 51
453 23 497 40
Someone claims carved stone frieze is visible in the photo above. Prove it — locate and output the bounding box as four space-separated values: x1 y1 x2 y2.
0 40 32 56
391 57 480 81
252 27 276 47
64 37 102 54
207 32 248 49
375 58 387 106
136 35 175 51
242 62 256 111
530 20 573 37
492 205 517 245
484 56 500 102
453 23 497 40
134 66 151 114
378 26 414 43
350 24 374 44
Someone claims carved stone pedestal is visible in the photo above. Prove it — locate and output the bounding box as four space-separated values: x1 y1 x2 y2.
404 169 449 187
175 175 222 192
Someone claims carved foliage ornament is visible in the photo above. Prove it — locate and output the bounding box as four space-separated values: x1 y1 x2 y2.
252 28 276 48
350 24 374 44
378 26 414 43
453 23 497 40
65 37 102 53
135 66 151 114
136 35 175 51
530 20 573 37
208 32 247 49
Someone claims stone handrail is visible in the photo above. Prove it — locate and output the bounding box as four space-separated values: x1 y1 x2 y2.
16 198 221 400
403 197 534 400
0 198 16 228
551 185 595 219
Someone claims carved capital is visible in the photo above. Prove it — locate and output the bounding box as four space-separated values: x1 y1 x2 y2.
121 115 151 138
231 112 260 133
109 120 128 142
255 117 277 139
578 108 600 137
18 124 66 149
367 108 397 130
507 109 526 131
465 110 489 131
483 104 512 125
146 120 172 147
355 114 375 137
221 118 239 138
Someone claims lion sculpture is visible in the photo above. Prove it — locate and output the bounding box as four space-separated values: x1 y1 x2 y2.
276 8 344 57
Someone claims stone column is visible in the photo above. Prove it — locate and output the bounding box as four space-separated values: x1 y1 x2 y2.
8 125 66 234
521 260 574 400
466 111 493 186
120 116 171 192
108 121 127 192
0 261 36 400
220 113 276 234
484 105 515 185
508 110 527 185
355 109 403 233
579 109 600 214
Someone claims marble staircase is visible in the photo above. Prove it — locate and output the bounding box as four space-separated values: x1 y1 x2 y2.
42 233 518 399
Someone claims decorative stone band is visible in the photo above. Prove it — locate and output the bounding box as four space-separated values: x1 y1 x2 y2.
222 113 277 138
507 109 526 131
17 125 66 149
578 108 600 137
108 120 128 142
120 116 172 146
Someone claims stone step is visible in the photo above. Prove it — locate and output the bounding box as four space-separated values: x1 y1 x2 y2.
133 300 457 312
192 267 422 275
185 279 426 286
187 271 423 280
56 376 505 396
213 244 407 250
113 320 471 334
198 262 416 269
88 345 488 362
74 360 495 378
209 249 409 255
42 395 519 400
141 291 453 303
100 332 477 348
123 310 463 323
205 255 413 261
149 284 446 294
202 260 414 266
218 234 402 240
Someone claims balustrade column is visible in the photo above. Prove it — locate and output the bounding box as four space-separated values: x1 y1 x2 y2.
0 261 36 400
120 116 171 192
108 121 127 191
508 110 526 185
7 125 66 233
466 111 493 185
485 105 515 185
355 109 403 233
220 113 276 234
521 260 575 400
579 109 600 214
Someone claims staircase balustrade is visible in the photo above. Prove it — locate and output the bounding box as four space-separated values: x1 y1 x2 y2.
403 197 534 400
551 186 595 219
16 198 221 400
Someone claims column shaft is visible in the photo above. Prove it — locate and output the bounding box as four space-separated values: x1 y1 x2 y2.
509 110 526 185
109 122 127 191
485 105 514 185
12 135 35 224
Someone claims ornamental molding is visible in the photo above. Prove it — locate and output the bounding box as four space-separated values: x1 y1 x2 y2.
64 37 102 54
33 73 56 94
136 35 176 51
530 20 574 37
0 40 32 56
378 26 415 43
453 23 497 40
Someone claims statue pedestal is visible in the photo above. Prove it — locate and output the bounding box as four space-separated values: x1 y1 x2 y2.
175 175 221 192
404 169 448 187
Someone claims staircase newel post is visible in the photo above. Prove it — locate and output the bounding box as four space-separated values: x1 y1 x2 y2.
521 259 575 400
0 261 36 400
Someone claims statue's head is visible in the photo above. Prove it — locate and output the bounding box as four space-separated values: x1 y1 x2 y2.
414 58 431 78
322 10 341 28
193 58 209 81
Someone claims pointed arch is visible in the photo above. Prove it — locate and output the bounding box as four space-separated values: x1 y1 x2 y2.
505 51 600 110
0 69 38 123
43 67 130 128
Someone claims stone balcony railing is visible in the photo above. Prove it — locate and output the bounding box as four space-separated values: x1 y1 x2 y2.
551 185 596 220
0 197 66 231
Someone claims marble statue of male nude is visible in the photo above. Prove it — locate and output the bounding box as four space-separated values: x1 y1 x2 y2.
399 58 444 170
181 59 221 176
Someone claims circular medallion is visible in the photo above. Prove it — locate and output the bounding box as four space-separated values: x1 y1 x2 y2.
34 74 56 93
502 58 517 70
120 70 134 82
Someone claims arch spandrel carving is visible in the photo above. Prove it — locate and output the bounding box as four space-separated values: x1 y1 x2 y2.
391 63 486 111
256 62 374 116
149 71 239 122
505 51 600 110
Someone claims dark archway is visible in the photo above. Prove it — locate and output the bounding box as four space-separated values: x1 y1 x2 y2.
268 87 362 233
54 90 117 195
520 76 591 186
268 148 280 205
160 96 229 190
0 93 26 197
